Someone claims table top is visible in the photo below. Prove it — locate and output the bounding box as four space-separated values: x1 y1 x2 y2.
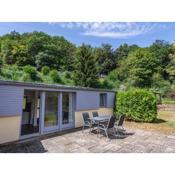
92 116 110 122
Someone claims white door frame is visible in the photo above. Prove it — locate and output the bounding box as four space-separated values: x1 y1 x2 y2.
40 91 75 134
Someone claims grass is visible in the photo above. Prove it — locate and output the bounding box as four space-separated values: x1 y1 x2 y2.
158 110 175 128
162 99 175 104
124 109 175 135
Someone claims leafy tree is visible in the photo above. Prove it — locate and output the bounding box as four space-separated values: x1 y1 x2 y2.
127 48 156 87
13 44 28 66
52 36 76 71
149 40 171 79
1 41 16 64
3 31 21 40
35 44 61 70
94 44 115 75
166 44 175 82
114 43 130 61
74 44 98 87
26 31 51 57
0 31 28 66
151 73 171 95
0 58 3 73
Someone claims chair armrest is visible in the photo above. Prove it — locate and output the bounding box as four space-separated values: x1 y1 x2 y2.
98 121 108 129
84 121 91 125
99 120 108 125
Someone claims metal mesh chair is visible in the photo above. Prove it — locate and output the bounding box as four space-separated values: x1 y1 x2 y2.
92 111 98 118
98 116 116 139
82 112 94 132
114 115 126 136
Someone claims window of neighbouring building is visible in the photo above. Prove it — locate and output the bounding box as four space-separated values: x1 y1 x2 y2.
99 93 107 107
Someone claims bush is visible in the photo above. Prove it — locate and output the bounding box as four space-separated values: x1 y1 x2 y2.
115 89 157 122
23 65 38 81
49 70 62 83
41 66 50 75
0 59 3 74
64 71 71 79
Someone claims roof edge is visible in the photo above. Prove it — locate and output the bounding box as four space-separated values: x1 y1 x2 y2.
0 80 116 93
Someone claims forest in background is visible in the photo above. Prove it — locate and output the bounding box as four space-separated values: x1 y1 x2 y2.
0 31 175 99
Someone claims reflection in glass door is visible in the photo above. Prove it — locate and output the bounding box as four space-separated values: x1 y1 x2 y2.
62 92 74 129
44 92 59 131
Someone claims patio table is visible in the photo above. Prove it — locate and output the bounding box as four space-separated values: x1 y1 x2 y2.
92 116 110 123
91 116 111 134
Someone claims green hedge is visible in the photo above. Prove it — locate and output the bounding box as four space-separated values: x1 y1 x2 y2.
115 89 157 122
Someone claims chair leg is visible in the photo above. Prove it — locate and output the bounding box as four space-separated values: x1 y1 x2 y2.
113 128 116 137
115 127 119 137
97 129 100 137
89 126 92 134
122 126 126 131
97 126 100 136
105 130 108 139
82 125 84 133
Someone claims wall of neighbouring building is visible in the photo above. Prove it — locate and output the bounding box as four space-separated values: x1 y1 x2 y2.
74 108 114 128
0 116 21 144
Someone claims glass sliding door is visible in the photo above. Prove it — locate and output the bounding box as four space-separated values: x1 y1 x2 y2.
62 92 74 129
44 92 59 131
41 91 74 133
21 90 40 136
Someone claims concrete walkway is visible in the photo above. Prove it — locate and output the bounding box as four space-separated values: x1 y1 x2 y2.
1 128 175 153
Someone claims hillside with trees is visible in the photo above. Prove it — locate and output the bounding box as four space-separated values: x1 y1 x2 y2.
0 31 175 98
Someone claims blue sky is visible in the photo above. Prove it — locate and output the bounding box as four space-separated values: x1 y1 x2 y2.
0 22 175 48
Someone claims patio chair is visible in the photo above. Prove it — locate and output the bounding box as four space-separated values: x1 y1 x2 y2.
92 111 99 125
82 112 94 133
114 115 126 136
92 111 98 118
98 116 116 139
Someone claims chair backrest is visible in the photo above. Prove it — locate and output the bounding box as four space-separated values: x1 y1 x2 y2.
107 116 116 129
118 115 125 126
92 111 98 118
82 112 90 123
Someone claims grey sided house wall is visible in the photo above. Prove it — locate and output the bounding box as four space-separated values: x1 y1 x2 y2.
0 80 116 144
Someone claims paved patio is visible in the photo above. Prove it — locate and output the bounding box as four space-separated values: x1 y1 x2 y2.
1 128 175 153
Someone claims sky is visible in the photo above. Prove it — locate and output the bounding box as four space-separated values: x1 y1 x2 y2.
0 22 175 48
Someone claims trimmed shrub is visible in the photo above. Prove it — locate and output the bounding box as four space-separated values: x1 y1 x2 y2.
41 66 50 75
115 89 157 122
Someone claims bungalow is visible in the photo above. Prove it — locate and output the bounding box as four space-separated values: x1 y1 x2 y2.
0 80 115 144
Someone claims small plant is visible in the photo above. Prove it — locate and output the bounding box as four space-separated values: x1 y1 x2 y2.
23 65 38 81
49 70 62 83
64 71 71 79
115 88 157 122
41 66 50 75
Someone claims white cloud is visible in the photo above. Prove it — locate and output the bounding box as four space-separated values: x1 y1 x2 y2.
55 22 162 38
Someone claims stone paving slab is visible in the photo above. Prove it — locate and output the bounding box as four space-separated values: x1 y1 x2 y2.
0 128 175 153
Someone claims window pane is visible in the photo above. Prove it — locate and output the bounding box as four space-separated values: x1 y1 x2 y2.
44 92 58 127
23 97 26 110
62 93 73 124
100 93 107 107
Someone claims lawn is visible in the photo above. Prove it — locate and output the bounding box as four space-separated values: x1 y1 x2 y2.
124 108 175 135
